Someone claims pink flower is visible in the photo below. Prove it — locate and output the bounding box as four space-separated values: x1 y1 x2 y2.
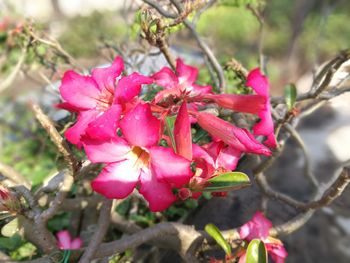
246 68 277 148
56 230 82 250
194 111 272 156
152 58 212 103
239 212 288 263
83 103 193 212
58 56 153 146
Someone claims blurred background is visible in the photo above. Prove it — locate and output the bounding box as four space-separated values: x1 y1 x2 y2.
1 0 350 262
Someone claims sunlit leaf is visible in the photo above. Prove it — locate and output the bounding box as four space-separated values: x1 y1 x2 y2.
1 218 20 237
246 239 267 263
284 83 297 111
203 172 250 192
205 223 231 255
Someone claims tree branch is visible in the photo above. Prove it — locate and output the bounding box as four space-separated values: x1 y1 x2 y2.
79 199 113 263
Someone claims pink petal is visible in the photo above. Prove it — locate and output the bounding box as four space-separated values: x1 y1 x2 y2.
85 104 121 140
91 161 140 199
254 108 277 148
91 56 123 91
59 70 100 109
192 144 216 179
266 243 288 263
216 146 241 171
83 137 131 163
192 143 215 167
152 67 178 89
115 73 153 103
70 238 83 250
54 102 82 112
176 58 198 85
174 102 192 160
246 68 277 148
149 146 192 188
139 169 177 212
203 94 266 114
239 223 251 240
153 88 181 104
246 68 269 97
120 103 160 147
195 112 271 156
65 110 99 146
56 230 71 250
265 133 277 148
238 252 247 263
191 84 212 96
239 211 273 241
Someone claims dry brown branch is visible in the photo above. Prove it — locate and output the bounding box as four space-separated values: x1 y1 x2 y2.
254 165 350 211
39 195 104 211
14 210 328 263
30 103 79 173
38 170 74 222
0 162 31 189
79 199 113 263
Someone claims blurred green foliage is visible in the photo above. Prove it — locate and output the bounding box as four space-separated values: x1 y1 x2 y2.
0 102 59 186
197 0 350 70
58 11 128 57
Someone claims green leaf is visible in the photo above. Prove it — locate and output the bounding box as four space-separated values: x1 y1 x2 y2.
9 242 37 260
246 239 267 263
165 116 177 152
1 218 20 237
0 234 22 251
205 223 231 255
203 172 250 192
284 83 297 110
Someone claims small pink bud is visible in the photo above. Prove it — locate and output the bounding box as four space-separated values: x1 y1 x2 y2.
178 188 192 200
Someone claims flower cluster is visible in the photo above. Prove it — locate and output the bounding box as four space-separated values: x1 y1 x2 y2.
58 57 276 211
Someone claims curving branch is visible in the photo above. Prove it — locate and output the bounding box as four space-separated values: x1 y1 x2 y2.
254 165 350 211
30 103 79 173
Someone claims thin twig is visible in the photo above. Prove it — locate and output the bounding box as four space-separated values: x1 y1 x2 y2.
283 123 319 188
38 170 74 222
0 47 27 94
142 0 177 18
0 162 31 189
30 103 79 173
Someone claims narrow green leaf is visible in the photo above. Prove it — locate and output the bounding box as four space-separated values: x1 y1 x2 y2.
246 239 267 263
203 172 250 192
165 116 177 152
205 223 231 255
284 83 297 110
